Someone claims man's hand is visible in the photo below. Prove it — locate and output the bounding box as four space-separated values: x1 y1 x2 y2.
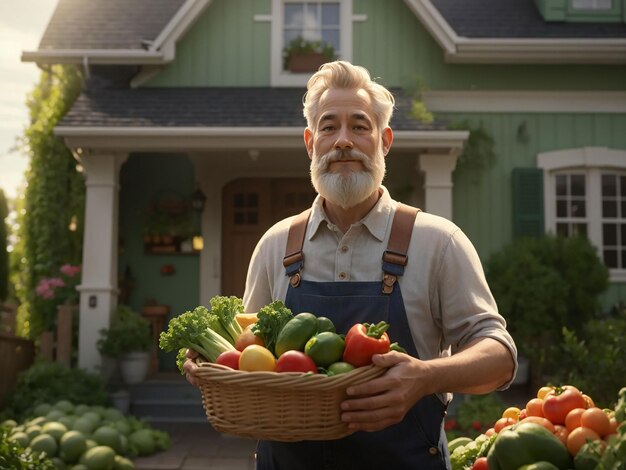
183 349 200 386
340 351 430 432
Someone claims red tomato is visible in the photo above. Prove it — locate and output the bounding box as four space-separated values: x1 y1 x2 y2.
526 398 545 417
520 416 555 433
472 456 489 470
215 350 241 370
275 350 318 373
543 386 587 425
518 409 528 420
553 424 569 445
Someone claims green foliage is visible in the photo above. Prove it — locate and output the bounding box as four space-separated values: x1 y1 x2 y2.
543 308 626 409
3 362 109 421
485 235 609 362
454 394 505 439
282 36 337 69
97 305 152 358
15 65 84 338
0 189 8 302
448 120 496 171
0 428 55 469
252 300 294 356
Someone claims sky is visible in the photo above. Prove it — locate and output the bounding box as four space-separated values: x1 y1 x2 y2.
0 0 58 200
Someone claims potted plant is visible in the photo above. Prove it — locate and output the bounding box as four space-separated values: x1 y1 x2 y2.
97 305 152 384
282 36 337 73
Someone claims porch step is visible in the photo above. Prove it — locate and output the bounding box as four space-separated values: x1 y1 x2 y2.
128 373 207 424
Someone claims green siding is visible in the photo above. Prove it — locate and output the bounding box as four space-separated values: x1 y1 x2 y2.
147 0 271 87
119 153 200 371
147 0 626 89
512 168 545 238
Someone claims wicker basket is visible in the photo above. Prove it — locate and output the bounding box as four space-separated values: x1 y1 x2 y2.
195 361 386 442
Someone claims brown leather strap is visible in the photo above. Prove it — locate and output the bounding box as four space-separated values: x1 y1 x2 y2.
283 208 312 268
382 203 420 294
383 203 420 265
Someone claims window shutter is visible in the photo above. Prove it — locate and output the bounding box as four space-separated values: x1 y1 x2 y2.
512 168 545 238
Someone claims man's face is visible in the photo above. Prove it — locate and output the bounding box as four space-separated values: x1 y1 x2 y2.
304 88 393 209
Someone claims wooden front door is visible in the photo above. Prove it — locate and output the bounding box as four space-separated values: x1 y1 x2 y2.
222 178 317 297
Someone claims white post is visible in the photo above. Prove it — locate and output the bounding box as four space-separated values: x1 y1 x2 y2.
418 152 460 220
77 151 128 371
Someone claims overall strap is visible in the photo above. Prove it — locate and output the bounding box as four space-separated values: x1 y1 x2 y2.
382 203 421 294
283 208 311 288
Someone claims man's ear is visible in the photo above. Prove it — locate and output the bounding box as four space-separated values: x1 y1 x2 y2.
304 128 314 160
381 127 393 156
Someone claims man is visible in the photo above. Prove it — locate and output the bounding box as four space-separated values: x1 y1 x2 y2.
186 61 517 470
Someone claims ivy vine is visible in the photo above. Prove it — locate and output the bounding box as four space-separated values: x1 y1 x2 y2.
13 65 84 338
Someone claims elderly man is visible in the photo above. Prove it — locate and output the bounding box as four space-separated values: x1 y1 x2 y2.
187 61 517 470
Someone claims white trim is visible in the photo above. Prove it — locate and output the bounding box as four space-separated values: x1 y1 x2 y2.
254 14 273 22
403 0 626 64
270 0 353 87
422 91 626 113
537 147 626 282
150 0 213 61
21 50 166 65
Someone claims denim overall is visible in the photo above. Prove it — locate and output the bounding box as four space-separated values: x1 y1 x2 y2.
256 204 451 470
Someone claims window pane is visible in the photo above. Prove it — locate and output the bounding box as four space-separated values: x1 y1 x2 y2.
603 223 617 246
622 223 626 244
321 3 340 26
284 29 301 44
570 175 585 196
573 223 587 237
622 250 626 268
247 193 258 208
284 4 304 27
556 200 568 217
622 201 626 218
234 193 244 208
556 174 567 196
602 174 617 196
322 30 340 50
604 249 618 268
556 223 569 237
603 200 617 218
621 176 626 196
302 3 320 31
570 199 586 218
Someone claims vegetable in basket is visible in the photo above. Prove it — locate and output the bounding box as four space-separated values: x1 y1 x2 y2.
251 300 293 356
343 321 391 367
208 295 244 345
159 305 236 369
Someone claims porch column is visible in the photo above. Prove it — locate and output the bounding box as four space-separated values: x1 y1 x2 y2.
418 151 460 220
77 151 128 371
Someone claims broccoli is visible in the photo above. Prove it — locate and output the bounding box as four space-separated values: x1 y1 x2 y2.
175 348 188 375
252 300 293 356
209 295 244 345
159 306 235 363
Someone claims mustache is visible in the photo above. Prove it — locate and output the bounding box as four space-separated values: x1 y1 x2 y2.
317 149 372 171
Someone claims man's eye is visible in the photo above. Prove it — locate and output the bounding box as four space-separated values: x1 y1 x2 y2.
321 126 334 132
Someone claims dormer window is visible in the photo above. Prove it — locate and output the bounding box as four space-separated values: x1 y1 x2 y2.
571 0 613 10
268 0 355 86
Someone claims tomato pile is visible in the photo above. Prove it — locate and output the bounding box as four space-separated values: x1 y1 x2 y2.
451 385 626 470
215 311 404 375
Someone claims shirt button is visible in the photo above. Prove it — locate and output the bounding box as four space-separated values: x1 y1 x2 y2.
428 447 438 456
338 272 346 280
340 245 349 252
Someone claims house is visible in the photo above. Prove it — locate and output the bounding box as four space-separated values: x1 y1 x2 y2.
22 0 626 373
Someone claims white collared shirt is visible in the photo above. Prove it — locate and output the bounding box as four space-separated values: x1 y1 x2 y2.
243 186 518 396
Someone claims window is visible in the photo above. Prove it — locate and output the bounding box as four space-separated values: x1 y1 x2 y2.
571 0 613 9
267 0 355 86
538 147 626 281
283 2 340 54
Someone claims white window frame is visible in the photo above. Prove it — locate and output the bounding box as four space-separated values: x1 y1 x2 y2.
538 146 626 282
268 0 355 87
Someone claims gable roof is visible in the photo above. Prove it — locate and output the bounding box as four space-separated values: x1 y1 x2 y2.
38 0 186 50
433 0 626 39
22 0 626 66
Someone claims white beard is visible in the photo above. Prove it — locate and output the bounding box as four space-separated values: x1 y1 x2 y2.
310 146 386 209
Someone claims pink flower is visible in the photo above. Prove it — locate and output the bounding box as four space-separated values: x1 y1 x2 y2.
48 277 65 288
36 278 55 299
60 264 81 277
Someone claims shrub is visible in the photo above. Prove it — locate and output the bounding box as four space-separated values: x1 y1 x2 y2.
97 305 151 358
0 428 55 469
446 393 505 439
3 362 109 420
542 306 626 409
485 235 609 364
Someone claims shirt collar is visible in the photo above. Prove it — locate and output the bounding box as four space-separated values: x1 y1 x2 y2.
306 186 394 242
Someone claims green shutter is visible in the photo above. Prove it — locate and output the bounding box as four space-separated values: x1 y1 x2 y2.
512 168 545 239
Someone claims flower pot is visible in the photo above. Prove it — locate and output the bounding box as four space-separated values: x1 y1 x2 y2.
119 351 150 384
287 52 328 73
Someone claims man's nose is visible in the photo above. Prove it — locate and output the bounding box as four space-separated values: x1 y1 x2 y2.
334 128 353 150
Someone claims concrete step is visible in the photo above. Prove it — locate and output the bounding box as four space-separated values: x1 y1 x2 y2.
127 373 207 423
